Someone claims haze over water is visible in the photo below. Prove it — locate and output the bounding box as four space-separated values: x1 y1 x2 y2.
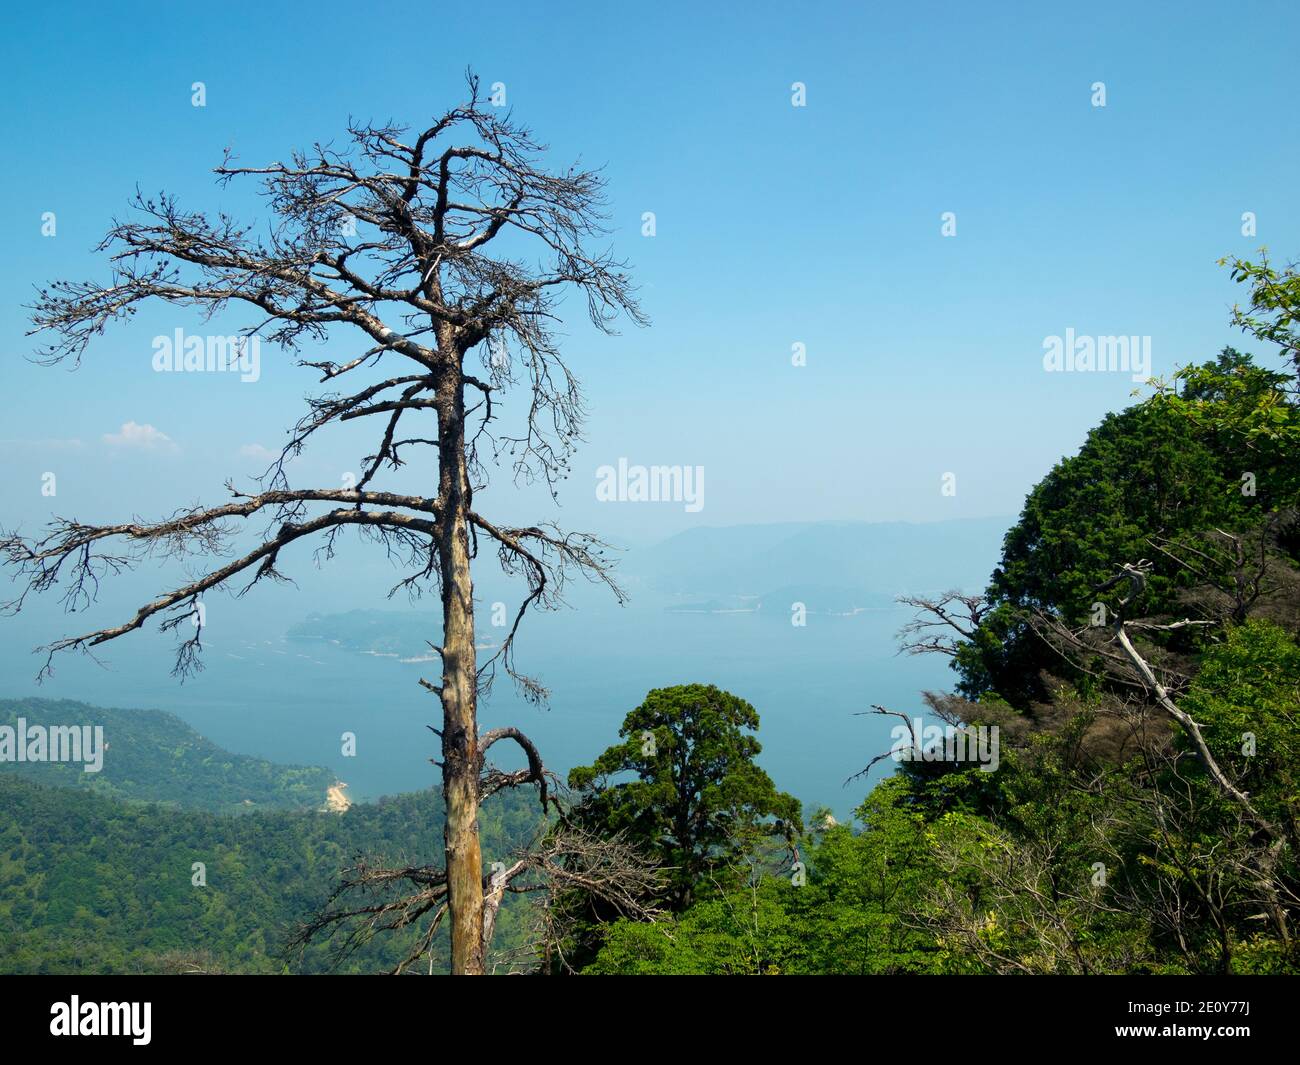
0 518 1006 819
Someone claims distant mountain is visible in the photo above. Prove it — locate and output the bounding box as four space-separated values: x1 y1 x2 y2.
287 608 499 658
0 697 335 814
281 518 1010 642
287 608 441 658
623 517 1011 598
757 585 897 615
666 586 897 616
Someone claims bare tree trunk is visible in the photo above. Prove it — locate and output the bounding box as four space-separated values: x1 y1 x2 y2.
9 77 646 975
437 372 484 975
1114 625 1268 830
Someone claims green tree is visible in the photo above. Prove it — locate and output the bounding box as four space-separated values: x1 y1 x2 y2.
568 684 801 911
1183 619 1300 825
1220 250 1300 376
584 778 967 975
957 349 1298 705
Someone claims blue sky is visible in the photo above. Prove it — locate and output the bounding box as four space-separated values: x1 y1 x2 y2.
2 0 1297 552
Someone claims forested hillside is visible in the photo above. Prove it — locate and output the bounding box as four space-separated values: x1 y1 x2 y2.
0 719 544 974
0 698 335 813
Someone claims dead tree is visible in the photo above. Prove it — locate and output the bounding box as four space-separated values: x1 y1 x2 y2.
1147 513 1300 628
1034 563 1253 820
291 803 663 975
1033 560 1295 943
2 73 645 974
895 590 988 658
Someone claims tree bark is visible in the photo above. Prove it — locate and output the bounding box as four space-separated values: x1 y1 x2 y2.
437 365 484 975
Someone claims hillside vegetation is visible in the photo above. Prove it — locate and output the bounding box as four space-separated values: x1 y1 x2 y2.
1 698 335 814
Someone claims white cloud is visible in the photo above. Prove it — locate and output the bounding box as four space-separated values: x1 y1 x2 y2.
239 443 278 462
102 421 177 451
